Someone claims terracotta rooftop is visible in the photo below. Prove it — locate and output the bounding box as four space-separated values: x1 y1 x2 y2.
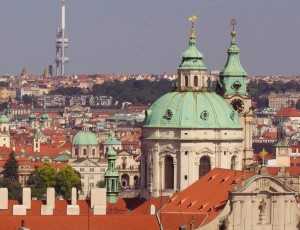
0 199 160 230
159 168 255 229
275 107 300 117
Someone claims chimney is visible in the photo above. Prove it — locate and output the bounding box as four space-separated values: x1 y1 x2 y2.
41 187 55 215
150 204 155 215
91 188 106 215
0 188 8 209
67 188 79 215
22 188 31 209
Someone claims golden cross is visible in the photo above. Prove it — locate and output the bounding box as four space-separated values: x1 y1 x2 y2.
189 13 197 24
230 18 237 31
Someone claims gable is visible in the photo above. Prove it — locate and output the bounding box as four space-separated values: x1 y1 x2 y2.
71 158 99 167
234 176 295 194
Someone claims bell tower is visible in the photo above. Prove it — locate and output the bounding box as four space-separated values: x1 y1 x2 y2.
274 119 290 167
104 146 119 203
219 19 254 169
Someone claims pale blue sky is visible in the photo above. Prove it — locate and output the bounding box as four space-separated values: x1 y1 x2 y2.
0 0 299 76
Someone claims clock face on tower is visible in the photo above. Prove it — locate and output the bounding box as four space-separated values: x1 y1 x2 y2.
230 98 245 113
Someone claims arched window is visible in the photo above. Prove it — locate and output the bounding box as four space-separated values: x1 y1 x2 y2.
165 155 174 189
194 76 198 87
199 156 211 178
83 149 87 156
134 175 139 189
185 76 189 87
121 174 130 188
231 156 237 170
3 127 6 132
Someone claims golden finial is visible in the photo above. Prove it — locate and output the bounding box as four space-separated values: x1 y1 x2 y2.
189 13 197 24
230 18 237 37
189 13 197 40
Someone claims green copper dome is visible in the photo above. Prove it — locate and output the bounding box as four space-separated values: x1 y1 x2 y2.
219 28 248 96
28 105 36 120
0 114 10 123
41 105 49 121
143 92 242 129
107 146 117 158
72 130 98 146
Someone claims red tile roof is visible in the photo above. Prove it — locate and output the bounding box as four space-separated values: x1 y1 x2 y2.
263 131 277 139
266 166 300 177
275 107 300 117
159 168 255 229
0 200 160 230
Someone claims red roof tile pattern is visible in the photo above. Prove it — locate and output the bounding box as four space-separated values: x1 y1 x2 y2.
0 200 160 230
266 166 300 177
275 107 300 117
159 168 255 229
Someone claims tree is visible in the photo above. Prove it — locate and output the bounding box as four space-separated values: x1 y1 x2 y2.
0 178 22 200
96 180 105 188
27 167 45 199
56 164 81 199
0 151 22 199
2 151 18 181
36 163 57 188
22 94 33 104
27 163 57 198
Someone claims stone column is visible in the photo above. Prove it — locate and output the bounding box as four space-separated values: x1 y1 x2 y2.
159 160 163 193
173 161 177 191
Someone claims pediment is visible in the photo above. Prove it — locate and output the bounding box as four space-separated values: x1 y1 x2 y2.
234 176 295 194
71 158 99 167
197 146 214 154
160 146 175 154
118 150 131 156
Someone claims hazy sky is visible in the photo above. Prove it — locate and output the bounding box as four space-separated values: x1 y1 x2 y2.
0 0 299 76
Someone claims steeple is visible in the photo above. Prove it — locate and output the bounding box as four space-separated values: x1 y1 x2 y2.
219 19 248 96
179 14 206 71
274 118 288 147
41 104 49 121
33 125 41 152
28 103 36 121
177 14 208 92
104 146 119 203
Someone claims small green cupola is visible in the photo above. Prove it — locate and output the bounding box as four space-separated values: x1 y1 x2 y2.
0 114 10 123
66 131 71 142
177 14 210 92
104 146 119 203
20 149 25 157
28 104 36 121
41 105 49 121
179 14 207 71
219 19 248 97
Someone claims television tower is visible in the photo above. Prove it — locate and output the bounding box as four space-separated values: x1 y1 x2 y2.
55 0 69 76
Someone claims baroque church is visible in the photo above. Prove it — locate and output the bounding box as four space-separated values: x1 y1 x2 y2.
140 17 254 198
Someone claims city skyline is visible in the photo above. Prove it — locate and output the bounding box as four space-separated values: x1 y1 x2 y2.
0 0 299 76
